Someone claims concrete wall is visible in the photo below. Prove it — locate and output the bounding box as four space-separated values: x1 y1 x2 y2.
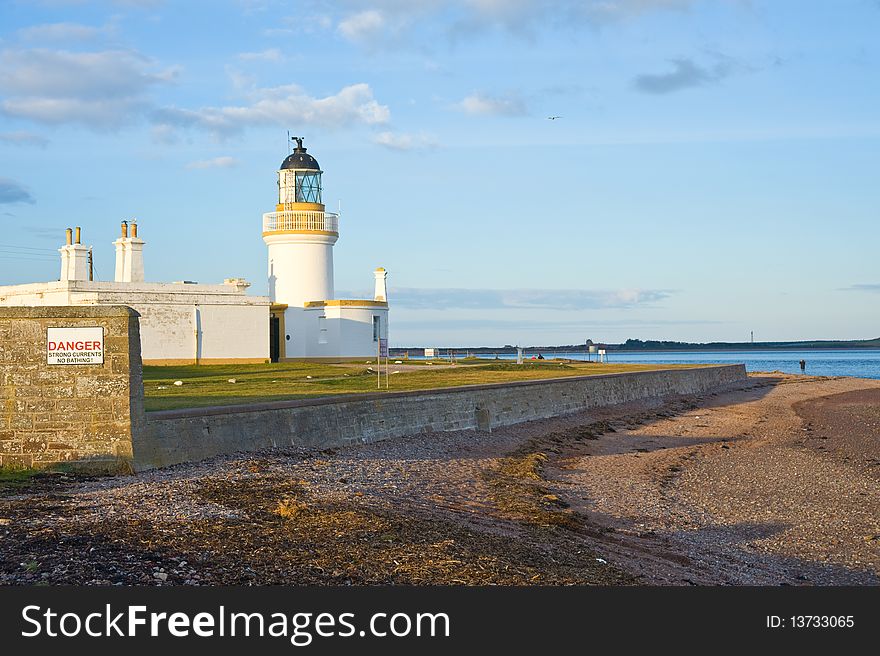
136 364 747 470
0 306 143 472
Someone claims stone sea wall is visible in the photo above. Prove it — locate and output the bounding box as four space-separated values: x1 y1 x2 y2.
0 306 142 472
136 364 747 470
0 304 747 473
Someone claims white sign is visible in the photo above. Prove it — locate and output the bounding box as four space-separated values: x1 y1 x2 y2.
47 327 104 365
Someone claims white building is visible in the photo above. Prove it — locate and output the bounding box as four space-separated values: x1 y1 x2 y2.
0 223 270 364
0 139 390 364
263 138 388 361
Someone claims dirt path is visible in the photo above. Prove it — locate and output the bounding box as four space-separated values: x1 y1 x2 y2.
549 375 880 584
1 374 878 585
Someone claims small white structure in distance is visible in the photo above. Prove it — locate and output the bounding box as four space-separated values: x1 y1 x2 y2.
424 348 439 358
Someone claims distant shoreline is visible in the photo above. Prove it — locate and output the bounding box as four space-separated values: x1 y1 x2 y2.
391 345 880 355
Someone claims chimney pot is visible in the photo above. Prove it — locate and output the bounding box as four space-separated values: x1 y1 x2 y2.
121 221 128 238
74 226 81 244
131 221 138 238
65 228 72 246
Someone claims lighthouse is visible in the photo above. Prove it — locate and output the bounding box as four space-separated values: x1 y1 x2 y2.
263 137 336 307
263 137 389 360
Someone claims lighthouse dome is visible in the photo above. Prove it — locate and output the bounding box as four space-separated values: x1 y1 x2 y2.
280 151 320 171
280 137 320 171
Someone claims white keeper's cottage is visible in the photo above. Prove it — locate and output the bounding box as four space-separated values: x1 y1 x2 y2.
0 138 390 364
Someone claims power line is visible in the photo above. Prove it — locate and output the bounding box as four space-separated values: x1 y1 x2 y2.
0 248 56 257
0 243 58 252
0 255 59 262
0 252 56 261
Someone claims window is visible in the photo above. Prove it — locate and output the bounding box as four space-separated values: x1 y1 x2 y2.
279 171 323 204
372 315 381 342
295 172 322 203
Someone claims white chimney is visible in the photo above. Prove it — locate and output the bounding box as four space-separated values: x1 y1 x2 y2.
59 226 89 281
113 220 145 282
59 227 72 280
113 221 128 282
124 220 145 282
373 267 387 302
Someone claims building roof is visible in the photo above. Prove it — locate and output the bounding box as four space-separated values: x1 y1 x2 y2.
280 138 320 171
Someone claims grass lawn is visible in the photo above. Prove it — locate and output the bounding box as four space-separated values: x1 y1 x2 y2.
143 359 705 412
0 467 40 493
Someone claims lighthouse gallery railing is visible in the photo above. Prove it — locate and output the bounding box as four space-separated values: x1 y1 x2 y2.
262 210 339 233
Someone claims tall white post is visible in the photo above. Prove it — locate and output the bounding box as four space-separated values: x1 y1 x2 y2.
373 267 388 302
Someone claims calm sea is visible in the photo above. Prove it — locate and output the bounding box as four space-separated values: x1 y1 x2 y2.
411 349 880 380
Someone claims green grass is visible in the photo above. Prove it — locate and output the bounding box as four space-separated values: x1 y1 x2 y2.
0 466 41 493
143 360 704 412
384 357 497 365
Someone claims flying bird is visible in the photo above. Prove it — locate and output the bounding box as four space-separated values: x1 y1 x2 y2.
547 115 562 120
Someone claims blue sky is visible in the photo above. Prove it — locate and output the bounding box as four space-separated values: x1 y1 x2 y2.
1 0 878 347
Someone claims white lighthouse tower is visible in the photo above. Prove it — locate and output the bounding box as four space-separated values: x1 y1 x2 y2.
263 137 336 307
263 137 389 360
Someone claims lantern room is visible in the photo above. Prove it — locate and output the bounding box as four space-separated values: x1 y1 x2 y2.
278 136 323 207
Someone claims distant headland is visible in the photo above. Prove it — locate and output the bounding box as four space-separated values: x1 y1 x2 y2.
392 337 880 355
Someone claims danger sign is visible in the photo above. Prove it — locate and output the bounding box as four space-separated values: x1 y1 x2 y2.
47 326 104 365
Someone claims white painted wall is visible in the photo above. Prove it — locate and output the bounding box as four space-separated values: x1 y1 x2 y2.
332 305 388 358
0 280 270 362
374 268 387 302
282 304 388 358
59 244 89 281
266 233 336 307
113 239 126 282
123 239 145 283
196 303 267 362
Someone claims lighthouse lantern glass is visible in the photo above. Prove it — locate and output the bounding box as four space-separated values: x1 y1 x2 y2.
295 172 322 204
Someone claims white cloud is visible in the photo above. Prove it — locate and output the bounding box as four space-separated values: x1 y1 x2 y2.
261 12 334 39
337 10 387 44
17 22 105 41
150 123 177 144
186 156 238 169
337 286 673 310
154 82 390 138
0 48 177 129
373 130 437 151
456 92 527 116
330 0 698 49
2 97 149 128
0 43 390 138
112 0 164 7
0 131 49 147
237 48 284 62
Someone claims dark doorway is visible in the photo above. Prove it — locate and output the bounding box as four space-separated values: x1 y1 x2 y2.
269 316 280 362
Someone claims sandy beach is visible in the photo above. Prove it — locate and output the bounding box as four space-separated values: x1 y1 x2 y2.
1 373 878 585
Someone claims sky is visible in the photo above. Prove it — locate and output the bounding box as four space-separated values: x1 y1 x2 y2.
1 0 879 347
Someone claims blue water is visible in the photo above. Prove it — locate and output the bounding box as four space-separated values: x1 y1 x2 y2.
406 349 880 380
